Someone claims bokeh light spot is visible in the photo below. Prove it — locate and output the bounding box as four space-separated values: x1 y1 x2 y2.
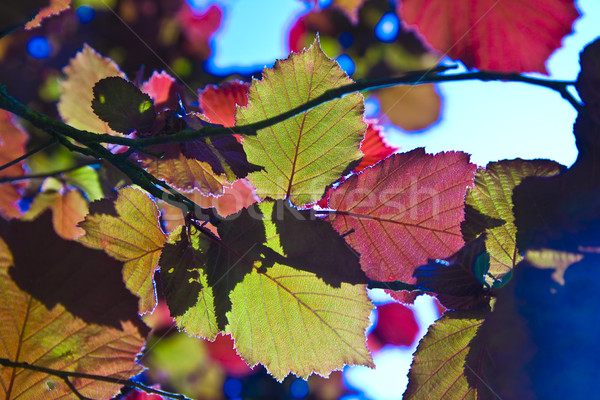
223 377 242 398
290 378 309 398
375 12 400 42
27 37 52 59
76 5 95 23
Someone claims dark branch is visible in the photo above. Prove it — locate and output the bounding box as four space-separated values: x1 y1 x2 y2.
0 357 192 400
368 280 427 292
0 69 580 151
0 139 57 172
0 161 100 183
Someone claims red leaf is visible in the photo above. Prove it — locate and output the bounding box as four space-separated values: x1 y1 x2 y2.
177 4 222 59
369 302 419 350
355 121 399 172
327 149 476 297
206 333 254 377
0 110 27 219
198 81 250 128
120 389 166 400
142 71 185 111
398 0 579 73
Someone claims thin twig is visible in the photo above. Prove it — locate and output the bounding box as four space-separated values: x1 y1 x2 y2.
0 161 100 183
61 376 93 400
367 280 426 292
0 139 57 172
0 357 192 400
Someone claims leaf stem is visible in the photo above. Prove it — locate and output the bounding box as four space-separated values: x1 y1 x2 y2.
0 357 192 400
0 139 57 172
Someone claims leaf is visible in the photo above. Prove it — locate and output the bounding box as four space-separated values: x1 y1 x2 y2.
159 179 258 232
355 121 399 173
368 302 419 350
225 201 373 381
159 200 373 380
272 200 368 287
414 235 490 310
181 134 263 180
142 70 185 111
159 226 219 340
92 76 156 134
327 148 476 295
576 38 600 117
24 181 88 240
524 248 583 286
376 84 441 132
24 0 70 29
198 80 250 127
63 165 104 201
462 252 600 399
0 212 146 399
78 186 167 314
466 160 562 282
398 0 579 73
238 38 365 206
58 44 125 134
0 110 28 219
138 144 227 194
176 3 222 59
404 310 487 400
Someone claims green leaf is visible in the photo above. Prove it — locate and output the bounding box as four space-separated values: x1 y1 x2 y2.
92 76 156 134
225 201 373 381
78 186 167 314
160 200 374 380
63 165 104 201
160 226 219 340
405 310 487 400
465 159 562 283
238 38 365 206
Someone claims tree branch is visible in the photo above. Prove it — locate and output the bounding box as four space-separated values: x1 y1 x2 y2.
0 69 580 151
0 357 192 400
0 161 100 183
368 280 427 292
0 139 57 172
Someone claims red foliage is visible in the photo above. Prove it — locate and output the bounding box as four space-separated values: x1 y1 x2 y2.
368 302 419 351
177 4 223 58
198 81 250 127
206 334 255 377
398 0 579 73
328 149 476 300
355 121 399 172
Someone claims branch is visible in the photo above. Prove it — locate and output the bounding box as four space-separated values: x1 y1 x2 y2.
0 69 580 151
68 69 585 146
0 161 100 183
368 280 427 292
0 139 57 172
0 357 192 400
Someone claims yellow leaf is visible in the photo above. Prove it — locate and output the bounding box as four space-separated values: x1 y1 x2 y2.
78 186 167 314
57 44 125 135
